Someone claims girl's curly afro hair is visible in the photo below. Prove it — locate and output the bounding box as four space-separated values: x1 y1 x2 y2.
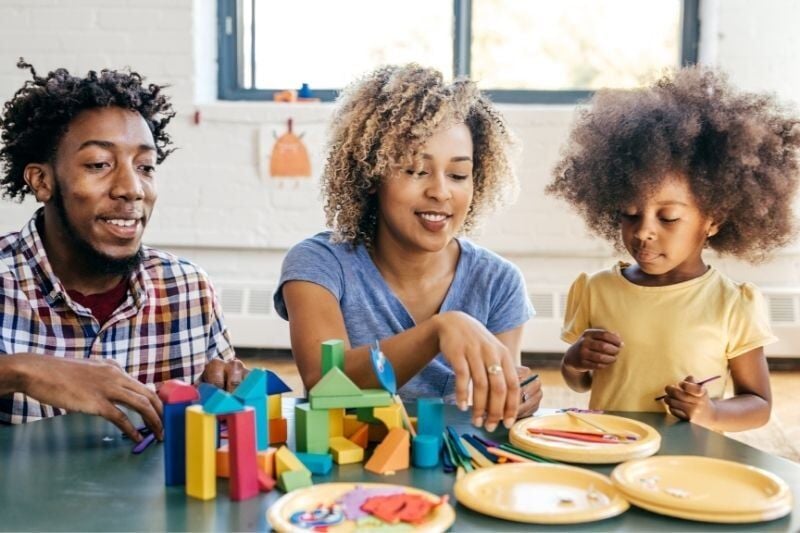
322 64 518 247
1 59 175 201
547 66 800 262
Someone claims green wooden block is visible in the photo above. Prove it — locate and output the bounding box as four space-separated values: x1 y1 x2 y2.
310 389 392 410
309 367 361 398
295 403 329 454
356 407 378 423
278 469 312 492
321 339 345 375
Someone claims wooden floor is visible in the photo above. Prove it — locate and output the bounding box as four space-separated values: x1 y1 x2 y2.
243 352 800 463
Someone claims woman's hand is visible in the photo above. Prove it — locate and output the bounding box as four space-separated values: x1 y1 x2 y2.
516 366 542 418
435 311 519 432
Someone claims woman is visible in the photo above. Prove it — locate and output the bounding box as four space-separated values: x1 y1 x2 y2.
274 64 541 432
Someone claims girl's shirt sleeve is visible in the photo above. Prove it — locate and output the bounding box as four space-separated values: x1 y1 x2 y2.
726 282 778 359
561 272 590 344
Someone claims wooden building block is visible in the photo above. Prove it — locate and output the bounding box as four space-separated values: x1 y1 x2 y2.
158 379 199 404
203 389 244 415
232 368 266 401
268 394 281 419
416 398 444 437
257 447 277 478
269 417 288 444
356 407 378 423
216 444 230 478
343 414 365 435
309 389 392 410
364 428 410 475
309 367 361 398
321 339 345 374
274 446 311 477
329 408 344 437
233 369 268 451
226 408 259 501
265 370 292 395
163 400 192 486
329 436 364 464
278 469 312 492
197 383 219 405
257 470 276 492
372 403 402 430
295 452 334 475
349 424 369 449
295 403 329 454
412 435 441 469
185 405 217 500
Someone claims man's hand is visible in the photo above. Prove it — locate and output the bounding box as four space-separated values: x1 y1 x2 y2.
200 357 248 392
9 354 162 442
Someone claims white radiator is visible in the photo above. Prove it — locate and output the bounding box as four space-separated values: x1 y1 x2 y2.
219 282 800 357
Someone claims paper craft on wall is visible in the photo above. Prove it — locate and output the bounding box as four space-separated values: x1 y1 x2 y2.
269 118 311 178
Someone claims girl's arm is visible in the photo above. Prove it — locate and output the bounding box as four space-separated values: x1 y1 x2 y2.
561 329 621 392
282 280 520 431
665 347 771 431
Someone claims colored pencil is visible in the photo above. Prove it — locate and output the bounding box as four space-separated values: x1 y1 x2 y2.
654 375 721 401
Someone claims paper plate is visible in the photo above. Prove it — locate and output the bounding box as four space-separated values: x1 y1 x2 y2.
267 482 455 533
619 486 792 523
509 413 661 464
611 455 793 519
453 463 629 524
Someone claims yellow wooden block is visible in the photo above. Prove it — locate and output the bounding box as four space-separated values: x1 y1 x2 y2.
343 414 362 436
257 447 277 478
275 445 310 477
329 408 344 437
329 436 364 464
373 403 403 430
268 395 282 419
186 405 217 500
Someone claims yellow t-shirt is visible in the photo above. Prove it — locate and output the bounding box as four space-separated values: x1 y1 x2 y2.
562 263 777 412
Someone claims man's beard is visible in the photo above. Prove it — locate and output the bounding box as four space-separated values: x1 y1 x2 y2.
52 183 144 277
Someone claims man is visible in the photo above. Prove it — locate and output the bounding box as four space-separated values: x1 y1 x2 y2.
0 60 244 442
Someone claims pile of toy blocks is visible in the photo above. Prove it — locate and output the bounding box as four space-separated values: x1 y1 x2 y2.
158 367 297 501
294 339 445 476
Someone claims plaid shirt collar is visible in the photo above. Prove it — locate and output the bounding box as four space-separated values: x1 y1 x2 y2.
18 208 149 319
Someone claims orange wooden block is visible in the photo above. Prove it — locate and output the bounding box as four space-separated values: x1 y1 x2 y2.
364 428 410 475
349 424 369 449
343 414 363 436
216 445 230 478
257 447 277 479
269 417 288 444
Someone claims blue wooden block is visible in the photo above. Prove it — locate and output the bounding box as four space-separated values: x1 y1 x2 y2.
204 390 244 415
295 452 333 475
412 434 441 469
417 398 444 437
233 368 266 401
197 383 219 406
233 369 268 450
265 370 292 395
163 400 193 485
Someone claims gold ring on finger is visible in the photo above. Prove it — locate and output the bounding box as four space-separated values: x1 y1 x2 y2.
486 363 503 375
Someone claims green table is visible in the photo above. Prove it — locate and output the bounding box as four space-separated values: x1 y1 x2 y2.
1 402 798 531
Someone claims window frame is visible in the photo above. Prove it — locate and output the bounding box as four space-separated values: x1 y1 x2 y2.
218 0 699 104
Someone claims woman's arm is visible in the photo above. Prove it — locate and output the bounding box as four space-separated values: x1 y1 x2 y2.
283 280 520 431
664 347 771 431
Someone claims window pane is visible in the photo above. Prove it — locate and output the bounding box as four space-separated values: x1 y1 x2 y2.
250 0 452 89
472 0 683 90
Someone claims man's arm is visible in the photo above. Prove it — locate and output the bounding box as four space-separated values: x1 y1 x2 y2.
0 354 163 441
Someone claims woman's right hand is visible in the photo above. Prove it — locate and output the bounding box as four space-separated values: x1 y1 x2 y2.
435 311 520 432
564 328 621 372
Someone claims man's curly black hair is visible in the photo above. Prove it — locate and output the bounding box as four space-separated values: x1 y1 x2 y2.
547 66 800 263
0 59 175 201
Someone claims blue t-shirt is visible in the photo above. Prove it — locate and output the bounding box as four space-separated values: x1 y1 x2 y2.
274 231 535 402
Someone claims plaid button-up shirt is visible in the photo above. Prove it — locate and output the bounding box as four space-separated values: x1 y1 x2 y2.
0 210 235 424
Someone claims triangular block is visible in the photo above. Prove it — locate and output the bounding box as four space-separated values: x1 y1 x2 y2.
278 469 312 492
257 470 276 492
197 383 220 406
203 389 244 415
349 424 369 449
158 379 199 404
233 369 266 401
274 445 311 477
266 370 292 395
365 428 410 475
309 367 362 397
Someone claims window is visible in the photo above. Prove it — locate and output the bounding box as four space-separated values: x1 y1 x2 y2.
218 0 698 103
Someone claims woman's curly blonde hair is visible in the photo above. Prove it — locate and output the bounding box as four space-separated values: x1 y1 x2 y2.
322 64 518 247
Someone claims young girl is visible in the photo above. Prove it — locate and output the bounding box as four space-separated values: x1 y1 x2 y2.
274 65 542 432
547 67 800 431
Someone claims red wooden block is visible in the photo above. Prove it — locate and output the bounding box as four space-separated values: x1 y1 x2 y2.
269 417 288 444
158 379 200 404
256 469 276 492
226 408 259 501
349 424 369 449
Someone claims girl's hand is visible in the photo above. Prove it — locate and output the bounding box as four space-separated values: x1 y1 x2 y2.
436 311 519 432
563 328 621 372
663 375 716 425
516 366 542 418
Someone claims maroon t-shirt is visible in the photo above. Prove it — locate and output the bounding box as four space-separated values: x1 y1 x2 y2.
67 278 129 324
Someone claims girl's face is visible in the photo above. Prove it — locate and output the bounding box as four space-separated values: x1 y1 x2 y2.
620 173 719 281
375 122 474 253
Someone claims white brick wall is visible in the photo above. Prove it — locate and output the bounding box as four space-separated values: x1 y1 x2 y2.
1 0 799 353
